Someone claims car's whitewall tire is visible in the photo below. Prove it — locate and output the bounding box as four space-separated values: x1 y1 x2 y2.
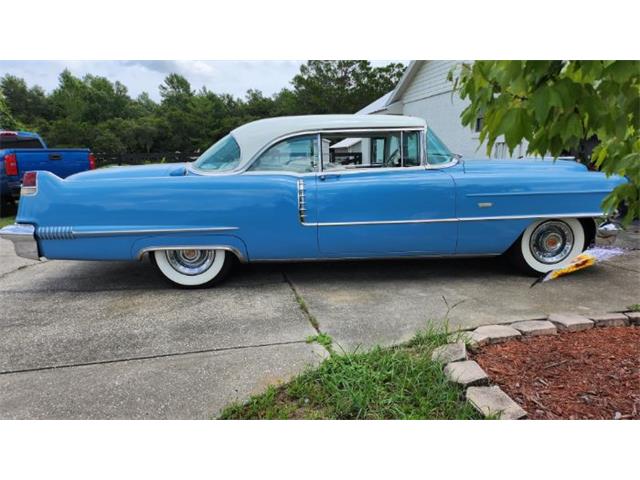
509 218 586 275
152 248 232 287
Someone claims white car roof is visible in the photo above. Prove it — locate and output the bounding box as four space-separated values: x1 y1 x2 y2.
231 114 426 166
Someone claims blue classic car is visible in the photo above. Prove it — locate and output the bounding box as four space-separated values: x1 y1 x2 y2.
0 115 626 287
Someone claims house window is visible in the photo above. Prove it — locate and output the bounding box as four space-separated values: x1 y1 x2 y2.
474 116 484 133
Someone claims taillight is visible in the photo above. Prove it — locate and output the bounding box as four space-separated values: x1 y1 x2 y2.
89 153 96 170
4 153 18 176
21 171 37 196
23 171 37 187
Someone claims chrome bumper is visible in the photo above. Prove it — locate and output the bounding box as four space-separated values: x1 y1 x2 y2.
0 224 40 260
597 221 620 239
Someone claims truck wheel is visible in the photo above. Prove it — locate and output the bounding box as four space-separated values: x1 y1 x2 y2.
507 218 586 276
151 248 234 288
0 197 17 217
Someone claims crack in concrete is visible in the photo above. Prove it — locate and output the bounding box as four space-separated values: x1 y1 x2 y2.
282 271 320 333
0 339 308 376
602 261 640 274
0 261 45 281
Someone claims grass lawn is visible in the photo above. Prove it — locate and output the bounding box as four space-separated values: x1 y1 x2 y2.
0 216 16 228
220 327 480 420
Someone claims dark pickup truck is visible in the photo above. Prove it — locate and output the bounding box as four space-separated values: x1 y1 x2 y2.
0 130 95 215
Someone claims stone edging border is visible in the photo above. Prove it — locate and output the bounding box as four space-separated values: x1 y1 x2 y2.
432 310 640 420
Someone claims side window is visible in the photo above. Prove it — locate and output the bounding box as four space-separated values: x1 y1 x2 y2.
386 134 401 167
403 131 420 167
371 138 385 165
248 135 318 173
426 129 455 165
323 130 423 171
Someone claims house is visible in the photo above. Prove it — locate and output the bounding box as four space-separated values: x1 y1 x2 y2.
331 60 527 160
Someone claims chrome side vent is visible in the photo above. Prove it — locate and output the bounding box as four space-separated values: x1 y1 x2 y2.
297 179 307 223
37 226 75 240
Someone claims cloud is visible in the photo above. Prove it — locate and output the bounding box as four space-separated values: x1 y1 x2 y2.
0 60 403 101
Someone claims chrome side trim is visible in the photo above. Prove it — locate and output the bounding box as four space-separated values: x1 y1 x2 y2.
137 245 247 262
466 190 613 197
37 226 239 239
458 212 605 222
251 253 502 263
301 212 605 228
297 179 307 223
310 218 459 227
0 224 40 260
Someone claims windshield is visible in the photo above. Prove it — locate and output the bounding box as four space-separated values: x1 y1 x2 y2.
426 129 455 165
193 135 241 171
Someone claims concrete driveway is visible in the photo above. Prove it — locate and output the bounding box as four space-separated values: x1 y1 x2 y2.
0 231 638 419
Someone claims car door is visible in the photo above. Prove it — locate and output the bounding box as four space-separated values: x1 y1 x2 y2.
316 130 457 256
240 134 321 261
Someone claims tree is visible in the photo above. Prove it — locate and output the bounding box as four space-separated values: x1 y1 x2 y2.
451 60 640 223
159 73 193 106
291 61 405 114
1 74 52 123
0 61 407 156
0 92 22 130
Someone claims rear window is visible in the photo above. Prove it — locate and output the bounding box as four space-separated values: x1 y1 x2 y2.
0 136 44 149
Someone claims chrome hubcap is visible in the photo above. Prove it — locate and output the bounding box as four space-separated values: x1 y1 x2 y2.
529 221 574 264
166 249 216 275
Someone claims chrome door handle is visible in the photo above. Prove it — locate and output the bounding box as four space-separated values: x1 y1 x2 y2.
319 174 341 181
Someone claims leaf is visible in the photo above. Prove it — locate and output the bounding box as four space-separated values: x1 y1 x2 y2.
532 87 552 123
565 113 583 142
501 108 528 152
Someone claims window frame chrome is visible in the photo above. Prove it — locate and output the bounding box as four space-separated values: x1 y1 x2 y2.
189 125 459 177
424 125 460 170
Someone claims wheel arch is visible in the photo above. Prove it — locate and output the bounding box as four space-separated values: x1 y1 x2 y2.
505 216 596 254
131 234 249 262
579 217 597 249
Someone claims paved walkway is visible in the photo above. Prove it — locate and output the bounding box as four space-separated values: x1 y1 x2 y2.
0 229 638 418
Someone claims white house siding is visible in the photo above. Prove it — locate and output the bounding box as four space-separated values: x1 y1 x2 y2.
402 87 483 158
392 61 528 159
401 60 458 104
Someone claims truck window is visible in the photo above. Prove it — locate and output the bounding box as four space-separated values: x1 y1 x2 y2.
0 136 44 149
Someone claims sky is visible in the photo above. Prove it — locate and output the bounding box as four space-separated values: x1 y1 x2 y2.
0 60 403 101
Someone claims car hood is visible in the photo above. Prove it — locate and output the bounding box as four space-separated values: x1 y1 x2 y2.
461 158 588 174
66 162 188 181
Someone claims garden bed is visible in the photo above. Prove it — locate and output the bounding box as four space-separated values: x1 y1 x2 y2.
473 326 640 419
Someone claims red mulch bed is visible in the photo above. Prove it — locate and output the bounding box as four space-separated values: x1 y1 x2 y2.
473 326 640 420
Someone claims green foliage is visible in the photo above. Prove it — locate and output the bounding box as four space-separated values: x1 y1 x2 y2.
1 61 404 157
0 215 16 227
306 332 334 353
451 60 640 223
220 326 479 420
291 60 405 114
0 92 22 130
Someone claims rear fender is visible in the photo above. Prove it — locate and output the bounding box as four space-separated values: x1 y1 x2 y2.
131 234 249 262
